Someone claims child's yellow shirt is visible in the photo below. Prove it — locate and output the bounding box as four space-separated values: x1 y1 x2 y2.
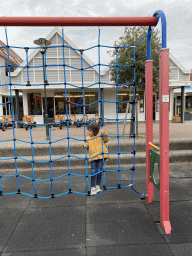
86 131 110 162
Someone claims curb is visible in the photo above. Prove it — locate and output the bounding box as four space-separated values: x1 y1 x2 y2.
1 150 192 170
1 138 192 157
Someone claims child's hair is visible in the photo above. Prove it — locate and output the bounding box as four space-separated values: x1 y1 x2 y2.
87 122 100 136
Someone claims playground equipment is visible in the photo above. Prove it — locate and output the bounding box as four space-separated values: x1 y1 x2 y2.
0 10 171 234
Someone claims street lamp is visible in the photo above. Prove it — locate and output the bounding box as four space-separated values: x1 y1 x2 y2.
33 38 51 140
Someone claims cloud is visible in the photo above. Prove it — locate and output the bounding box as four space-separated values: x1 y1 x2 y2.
0 0 191 69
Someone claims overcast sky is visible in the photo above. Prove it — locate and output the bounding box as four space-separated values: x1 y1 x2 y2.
0 0 192 71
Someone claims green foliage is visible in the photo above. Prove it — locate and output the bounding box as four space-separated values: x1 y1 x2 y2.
108 26 161 91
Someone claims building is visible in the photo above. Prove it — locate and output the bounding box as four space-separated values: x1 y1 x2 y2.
169 53 191 121
0 40 23 119
0 27 191 123
10 27 114 124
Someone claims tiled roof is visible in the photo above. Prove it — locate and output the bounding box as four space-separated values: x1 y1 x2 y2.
0 40 23 65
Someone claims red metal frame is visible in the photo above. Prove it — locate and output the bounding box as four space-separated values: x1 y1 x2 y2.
0 17 157 27
145 60 154 204
159 49 171 234
145 49 171 234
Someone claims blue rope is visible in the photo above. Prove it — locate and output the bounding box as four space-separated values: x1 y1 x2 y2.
0 26 151 198
115 47 121 187
25 47 30 83
30 126 37 196
4 28 20 194
49 127 54 197
80 46 90 194
98 28 106 190
62 28 72 193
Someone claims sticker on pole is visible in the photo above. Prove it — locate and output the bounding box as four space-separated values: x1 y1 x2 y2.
162 95 169 103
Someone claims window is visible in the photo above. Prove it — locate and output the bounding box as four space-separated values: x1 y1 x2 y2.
117 91 144 113
55 95 65 115
186 96 192 111
70 92 98 114
117 92 131 113
3 96 10 115
2 96 15 115
28 93 42 115
55 92 98 115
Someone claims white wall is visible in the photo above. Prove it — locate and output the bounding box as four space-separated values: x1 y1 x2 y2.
23 93 28 116
103 89 116 121
103 89 146 122
32 115 43 124
0 57 9 94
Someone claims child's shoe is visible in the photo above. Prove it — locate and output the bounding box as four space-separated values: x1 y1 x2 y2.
91 187 97 195
96 185 101 193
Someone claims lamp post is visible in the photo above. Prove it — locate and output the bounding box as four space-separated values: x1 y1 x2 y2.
33 38 51 140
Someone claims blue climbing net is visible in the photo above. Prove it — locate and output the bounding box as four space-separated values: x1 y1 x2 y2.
0 27 151 198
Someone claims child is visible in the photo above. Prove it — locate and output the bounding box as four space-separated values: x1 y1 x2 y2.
83 122 110 195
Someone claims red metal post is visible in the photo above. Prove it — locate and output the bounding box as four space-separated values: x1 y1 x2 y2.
0 17 157 27
145 60 154 204
159 48 171 234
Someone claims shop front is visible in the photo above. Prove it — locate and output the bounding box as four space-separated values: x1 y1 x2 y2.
24 89 148 124
25 90 99 124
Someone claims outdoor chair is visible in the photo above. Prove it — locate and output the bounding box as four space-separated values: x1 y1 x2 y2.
85 114 88 122
71 114 76 126
19 115 28 129
59 115 66 129
0 116 7 131
53 115 60 127
7 116 14 127
28 116 36 126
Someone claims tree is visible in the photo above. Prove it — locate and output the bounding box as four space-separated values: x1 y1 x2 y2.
108 26 161 135
108 26 161 91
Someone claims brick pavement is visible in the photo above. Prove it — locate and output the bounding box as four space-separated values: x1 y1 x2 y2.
0 121 191 144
